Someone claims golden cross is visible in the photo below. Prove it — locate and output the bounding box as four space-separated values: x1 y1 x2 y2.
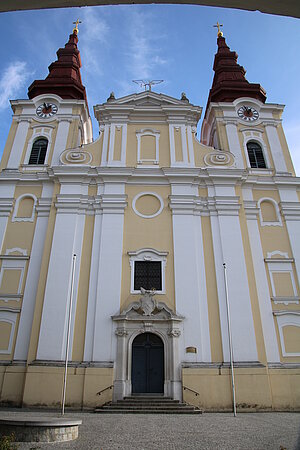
72 19 82 34
213 21 223 37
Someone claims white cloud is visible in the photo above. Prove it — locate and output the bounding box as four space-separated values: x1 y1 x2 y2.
0 61 30 110
285 121 300 176
80 8 110 76
126 10 168 80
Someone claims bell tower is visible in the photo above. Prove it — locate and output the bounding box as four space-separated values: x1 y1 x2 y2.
3 24 92 171
201 28 294 175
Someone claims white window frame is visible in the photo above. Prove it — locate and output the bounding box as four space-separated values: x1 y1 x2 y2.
23 125 53 167
258 197 282 227
0 248 29 303
265 251 299 305
0 310 18 354
242 131 270 170
136 128 160 166
12 194 37 223
128 248 168 294
273 311 300 357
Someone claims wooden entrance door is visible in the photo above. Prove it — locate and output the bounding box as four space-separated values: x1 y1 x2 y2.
131 333 164 394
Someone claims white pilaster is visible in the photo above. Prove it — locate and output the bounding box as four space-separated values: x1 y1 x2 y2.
169 125 176 166
91 187 127 362
265 123 287 173
209 210 230 361
83 197 103 361
243 189 280 362
225 122 244 168
107 124 116 164
36 185 87 361
209 181 258 362
169 192 211 362
51 120 70 165
180 126 189 164
7 120 30 169
14 184 53 360
101 125 110 166
186 125 195 167
121 124 127 166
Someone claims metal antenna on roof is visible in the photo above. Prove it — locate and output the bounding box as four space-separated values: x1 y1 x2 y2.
132 80 164 91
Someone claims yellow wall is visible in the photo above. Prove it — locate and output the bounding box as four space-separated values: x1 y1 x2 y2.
121 185 175 311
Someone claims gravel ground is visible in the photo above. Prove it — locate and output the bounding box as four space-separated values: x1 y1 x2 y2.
0 409 300 450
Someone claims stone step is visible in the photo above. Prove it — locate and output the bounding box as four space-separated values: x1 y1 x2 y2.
95 408 202 414
95 396 202 414
117 399 180 404
102 404 196 410
123 396 172 400
114 402 182 407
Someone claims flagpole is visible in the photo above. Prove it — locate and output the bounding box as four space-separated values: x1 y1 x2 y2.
61 253 77 416
223 262 237 417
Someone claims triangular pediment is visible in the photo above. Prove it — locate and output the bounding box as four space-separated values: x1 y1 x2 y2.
106 91 190 108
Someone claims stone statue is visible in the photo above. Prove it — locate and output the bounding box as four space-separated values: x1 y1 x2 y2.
140 287 157 315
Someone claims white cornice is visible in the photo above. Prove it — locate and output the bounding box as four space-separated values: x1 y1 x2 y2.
94 91 202 125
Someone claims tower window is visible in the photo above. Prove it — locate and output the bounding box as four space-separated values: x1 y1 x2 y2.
134 261 162 291
247 141 266 168
28 138 48 165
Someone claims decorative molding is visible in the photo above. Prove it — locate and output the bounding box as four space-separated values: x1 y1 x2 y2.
204 150 234 167
168 328 181 337
21 164 49 172
115 329 128 337
132 191 164 219
0 248 28 260
0 199 14 217
0 307 21 313
182 361 265 369
0 294 23 303
243 200 260 220
271 297 299 305
280 202 300 221
60 148 93 165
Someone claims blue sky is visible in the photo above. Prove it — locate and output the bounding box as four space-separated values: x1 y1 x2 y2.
0 4 299 173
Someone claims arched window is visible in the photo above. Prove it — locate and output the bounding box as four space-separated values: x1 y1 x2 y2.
28 138 48 165
247 141 266 168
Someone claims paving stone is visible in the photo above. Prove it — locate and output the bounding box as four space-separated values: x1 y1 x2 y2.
0 408 299 449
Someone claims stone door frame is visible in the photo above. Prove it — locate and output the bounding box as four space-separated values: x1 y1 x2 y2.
112 296 184 401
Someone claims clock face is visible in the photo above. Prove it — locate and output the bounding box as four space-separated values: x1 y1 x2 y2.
237 105 259 122
36 102 58 118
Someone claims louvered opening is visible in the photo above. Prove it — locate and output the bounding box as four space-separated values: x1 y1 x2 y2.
247 142 266 168
28 138 48 165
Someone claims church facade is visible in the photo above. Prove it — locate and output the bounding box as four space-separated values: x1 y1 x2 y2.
0 27 299 411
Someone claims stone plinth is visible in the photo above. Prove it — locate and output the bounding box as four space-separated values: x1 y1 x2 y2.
0 417 82 442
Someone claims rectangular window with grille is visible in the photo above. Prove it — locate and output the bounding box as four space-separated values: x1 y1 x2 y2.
134 261 162 291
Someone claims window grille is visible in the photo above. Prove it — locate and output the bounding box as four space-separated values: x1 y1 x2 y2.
134 261 162 291
28 138 48 165
247 141 266 168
